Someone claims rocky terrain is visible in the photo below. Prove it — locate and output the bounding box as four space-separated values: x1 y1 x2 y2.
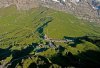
0 0 39 10
0 0 100 23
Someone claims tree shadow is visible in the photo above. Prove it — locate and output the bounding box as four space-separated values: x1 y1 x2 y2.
37 56 51 68
28 55 51 68
28 62 37 68
7 43 38 68
74 50 100 68
65 50 100 67
56 45 65 53
0 46 12 61
36 48 48 53
50 50 100 68
64 36 84 47
64 35 100 47
50 53 70 67
82 35 100 47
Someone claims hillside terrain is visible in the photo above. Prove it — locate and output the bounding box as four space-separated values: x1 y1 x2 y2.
0 0 100 23
0 6 100 68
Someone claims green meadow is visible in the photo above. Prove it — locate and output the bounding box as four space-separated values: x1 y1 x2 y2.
0 6 100 68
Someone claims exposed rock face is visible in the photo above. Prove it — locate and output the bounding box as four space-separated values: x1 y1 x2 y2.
64 0 100 23
13 0 39 10
0 0 100 23
41 0 100 23
0 0 13 8
0 0 39 10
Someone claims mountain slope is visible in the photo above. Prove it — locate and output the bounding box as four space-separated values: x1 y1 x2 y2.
0 6 100 68
44 10 100 39
0 0 100 23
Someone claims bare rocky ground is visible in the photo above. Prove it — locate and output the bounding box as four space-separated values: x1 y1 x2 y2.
0 0 100 23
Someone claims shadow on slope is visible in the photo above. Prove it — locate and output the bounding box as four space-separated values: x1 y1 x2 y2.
83 35 100 47
64 36 83 47
36 17 53 38
64 35 100 47
7 43 38 68
50 50 100 68
28 55 51 68
0 46 12 61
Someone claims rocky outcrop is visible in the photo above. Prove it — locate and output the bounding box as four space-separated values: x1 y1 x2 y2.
65 0 100 23
0 0 13 8
0 0 39 10
13 0 39 10
41 0 100 23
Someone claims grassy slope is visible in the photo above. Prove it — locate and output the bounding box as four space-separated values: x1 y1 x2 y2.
0 6 99 52
0 6 100 68
44 11 100 39
0 6 100 40
0 6 48 48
